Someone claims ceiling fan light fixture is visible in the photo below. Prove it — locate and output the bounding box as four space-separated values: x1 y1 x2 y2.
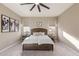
20 3 50 12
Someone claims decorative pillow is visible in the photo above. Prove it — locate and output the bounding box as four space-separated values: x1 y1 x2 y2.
33 32 39 36
39 32 45 35
33 32 45 36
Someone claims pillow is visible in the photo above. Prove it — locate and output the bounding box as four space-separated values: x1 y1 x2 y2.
33 32 45 36
33 32 39 36
39 32 45 35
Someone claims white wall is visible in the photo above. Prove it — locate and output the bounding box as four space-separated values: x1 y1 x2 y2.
22 17 57 34
58 4 79 51
22 17 58 41
22 17 57 29
0 4 22 50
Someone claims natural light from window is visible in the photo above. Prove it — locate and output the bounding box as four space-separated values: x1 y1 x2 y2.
23 26 30 32
48 26 55 32
63 31 79 50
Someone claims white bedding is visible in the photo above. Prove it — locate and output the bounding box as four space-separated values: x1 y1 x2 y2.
22 35 54 45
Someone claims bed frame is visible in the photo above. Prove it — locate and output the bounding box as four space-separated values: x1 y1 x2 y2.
31 28 47 35
22 28 54 51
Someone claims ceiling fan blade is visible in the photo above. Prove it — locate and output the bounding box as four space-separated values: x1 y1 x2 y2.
37 5 41 12
30 4 36 11
20 3 34 5
39 3 50 9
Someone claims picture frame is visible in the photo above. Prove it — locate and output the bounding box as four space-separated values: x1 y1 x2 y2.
9 18 15 32
1 15 10 32
14 20 19 32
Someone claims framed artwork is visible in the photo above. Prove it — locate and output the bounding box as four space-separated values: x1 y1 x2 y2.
14 20 19 32
9 18 15 32
1 15 10 32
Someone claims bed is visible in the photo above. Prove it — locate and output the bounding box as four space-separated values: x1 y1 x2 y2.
22 28 54 51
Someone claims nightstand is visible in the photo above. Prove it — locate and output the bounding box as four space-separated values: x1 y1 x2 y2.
48 35 55 43
22 36 27 40
22 35 31 41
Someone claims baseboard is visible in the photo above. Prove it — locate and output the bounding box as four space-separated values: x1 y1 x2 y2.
60 39 79 52
0 40 21 53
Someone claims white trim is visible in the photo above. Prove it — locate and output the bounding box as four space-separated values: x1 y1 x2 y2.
63 31 79 50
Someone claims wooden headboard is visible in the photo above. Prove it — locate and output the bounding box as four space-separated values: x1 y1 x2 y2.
31 28 47 35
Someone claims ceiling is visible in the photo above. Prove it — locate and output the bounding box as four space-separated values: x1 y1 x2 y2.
2 3 73 17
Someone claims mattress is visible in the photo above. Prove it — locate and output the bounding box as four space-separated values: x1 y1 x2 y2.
22 35 54 45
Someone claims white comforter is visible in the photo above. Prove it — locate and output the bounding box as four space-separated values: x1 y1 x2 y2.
22 35 54 45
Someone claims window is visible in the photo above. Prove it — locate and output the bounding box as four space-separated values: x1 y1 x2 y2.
48 26 56 37
23 26 31 36
23 26 30 32
48 26 55 32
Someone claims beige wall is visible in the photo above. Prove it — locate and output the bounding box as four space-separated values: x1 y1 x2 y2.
22 17 58 41
21 17 57 34
22 17 57 29
58 4 79 51
0 4 22 50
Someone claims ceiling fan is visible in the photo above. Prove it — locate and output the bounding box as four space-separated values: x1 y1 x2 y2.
20 3 50 12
